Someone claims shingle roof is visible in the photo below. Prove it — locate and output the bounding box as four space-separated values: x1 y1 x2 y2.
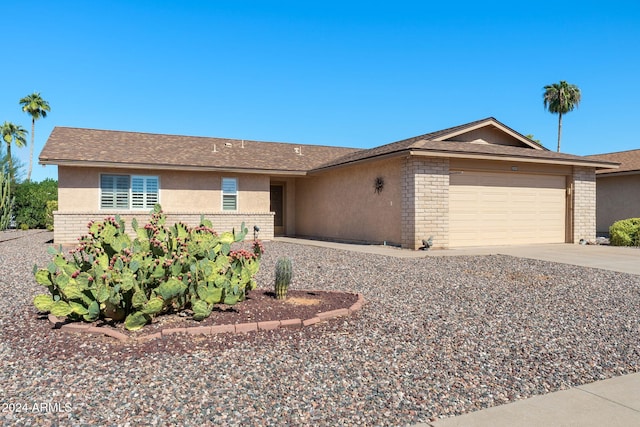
40 118 618 174
585 149 640 175
313 117 616 170
39 127 361 174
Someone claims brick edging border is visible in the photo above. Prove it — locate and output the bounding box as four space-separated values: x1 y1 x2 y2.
47 292 365 343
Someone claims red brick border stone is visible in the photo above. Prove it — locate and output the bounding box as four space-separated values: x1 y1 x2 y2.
211 324 235 335
280 318 302 329
258 320 281 331
46 292 365 342
235 322 258 333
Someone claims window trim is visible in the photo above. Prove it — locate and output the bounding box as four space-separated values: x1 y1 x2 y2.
221 177 238 211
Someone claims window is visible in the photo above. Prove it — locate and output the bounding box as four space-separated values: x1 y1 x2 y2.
100 174 159 209
132 176 159 209
222 177 237 211
100 175 130 209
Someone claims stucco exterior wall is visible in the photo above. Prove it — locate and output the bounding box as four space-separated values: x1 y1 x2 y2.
294 158 403 245
595 174 640 234
572 166 597 242
58 167 268 212
447 127 525 146
54 166 272 245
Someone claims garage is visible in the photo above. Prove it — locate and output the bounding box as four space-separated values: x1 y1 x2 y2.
449 171 567 247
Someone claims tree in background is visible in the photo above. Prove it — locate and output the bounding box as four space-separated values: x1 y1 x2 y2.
543 81 581 152
19 92 51 181
13 178 57 229
1 121 28 177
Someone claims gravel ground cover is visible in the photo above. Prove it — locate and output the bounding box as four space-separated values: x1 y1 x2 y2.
1 230 639 426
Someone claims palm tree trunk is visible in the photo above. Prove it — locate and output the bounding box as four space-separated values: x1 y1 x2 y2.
557 112 563 152
6 143 12 177
27 118 35 181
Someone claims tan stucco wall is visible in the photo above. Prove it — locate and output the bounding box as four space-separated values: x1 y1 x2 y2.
54 166 272 245
449 158 572 175
58 166 269 212
447 127 527 147
596 174 640 234
295 158 403 245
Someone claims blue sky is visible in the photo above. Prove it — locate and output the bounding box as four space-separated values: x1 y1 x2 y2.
2 1 639 182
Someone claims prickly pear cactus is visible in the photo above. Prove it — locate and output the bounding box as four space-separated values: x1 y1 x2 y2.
274 257 292 300
0 168 13 231
33 205 265 331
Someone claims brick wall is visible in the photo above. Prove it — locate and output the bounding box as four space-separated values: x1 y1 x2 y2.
53 211 274 245
401 157 450 249
572 166 596 242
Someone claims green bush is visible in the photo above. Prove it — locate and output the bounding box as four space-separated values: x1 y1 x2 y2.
609 218 640 246
14 179 57 229
45 200 57 230
33 205 264 331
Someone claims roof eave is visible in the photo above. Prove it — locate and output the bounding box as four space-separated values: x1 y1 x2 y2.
38 159 310 176
308 150 408 174
310 147 620 173
408 150 620 168
595 169 640 177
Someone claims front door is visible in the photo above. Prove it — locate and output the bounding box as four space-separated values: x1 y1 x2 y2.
270 184 285 236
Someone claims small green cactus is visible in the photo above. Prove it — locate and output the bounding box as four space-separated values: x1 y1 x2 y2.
274 257 292 300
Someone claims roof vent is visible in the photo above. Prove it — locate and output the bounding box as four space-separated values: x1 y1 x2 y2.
294 146 302 155
225 142 232 147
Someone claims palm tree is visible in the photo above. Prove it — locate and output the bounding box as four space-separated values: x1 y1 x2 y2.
1 121 28 177
19 92 51 181
543 81 581 152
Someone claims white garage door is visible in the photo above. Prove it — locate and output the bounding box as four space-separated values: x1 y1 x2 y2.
449 171 567 247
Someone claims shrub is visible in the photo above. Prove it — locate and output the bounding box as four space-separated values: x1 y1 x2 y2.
33 205 264 331
45 200 57 230
14 179 57 229
609 218 640 246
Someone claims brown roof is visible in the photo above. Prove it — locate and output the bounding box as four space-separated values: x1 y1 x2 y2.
585 150 640 175
314 117 617 171
40 119 618 174
39 127 361 174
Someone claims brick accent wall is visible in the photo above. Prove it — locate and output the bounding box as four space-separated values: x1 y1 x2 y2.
53 211 274 245
572 166 596 243
401 157 450 249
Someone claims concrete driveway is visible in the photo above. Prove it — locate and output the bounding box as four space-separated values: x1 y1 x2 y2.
432 243 640 275
275 238 640 275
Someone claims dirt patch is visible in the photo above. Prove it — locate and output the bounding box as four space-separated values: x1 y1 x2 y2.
285 297 321 306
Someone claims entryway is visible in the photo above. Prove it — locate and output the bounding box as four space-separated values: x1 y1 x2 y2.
270 183 285 236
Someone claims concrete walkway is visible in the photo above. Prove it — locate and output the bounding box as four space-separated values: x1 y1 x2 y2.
420 372 640 427
274 237 640 426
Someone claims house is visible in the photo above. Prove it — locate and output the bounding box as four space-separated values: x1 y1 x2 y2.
585 150 640 235
39 117 618 249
